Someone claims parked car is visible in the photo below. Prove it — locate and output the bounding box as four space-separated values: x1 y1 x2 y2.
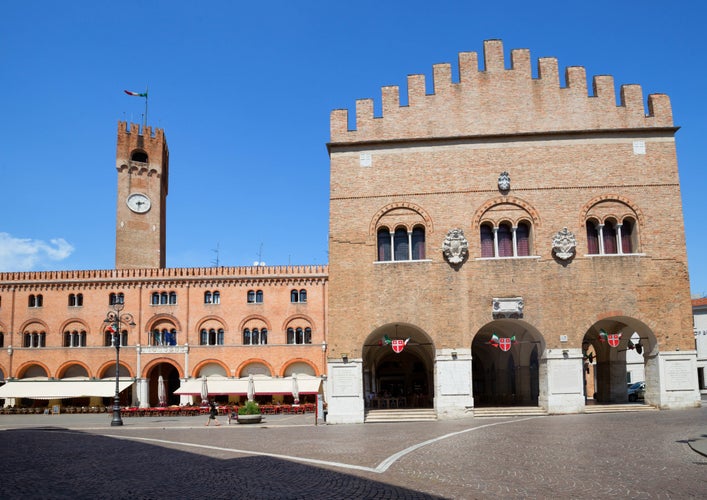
628 381 645 402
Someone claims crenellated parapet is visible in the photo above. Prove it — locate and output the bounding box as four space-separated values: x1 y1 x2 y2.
330 39 674 145
116 121 169 179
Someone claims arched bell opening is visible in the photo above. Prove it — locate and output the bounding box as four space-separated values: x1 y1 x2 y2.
362 323 435 409
472 320 544 407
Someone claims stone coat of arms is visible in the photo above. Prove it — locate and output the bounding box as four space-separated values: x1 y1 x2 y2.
442 228 469 265
552 227 576 260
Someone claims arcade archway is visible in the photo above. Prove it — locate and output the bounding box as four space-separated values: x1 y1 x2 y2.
146 362 180 407
472 320 544 407
583 317 656 404
363 323 435 409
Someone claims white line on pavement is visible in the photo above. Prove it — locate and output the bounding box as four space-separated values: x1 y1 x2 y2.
105 416 544 474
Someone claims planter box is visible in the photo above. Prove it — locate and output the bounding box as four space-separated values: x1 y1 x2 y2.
237 414 262 424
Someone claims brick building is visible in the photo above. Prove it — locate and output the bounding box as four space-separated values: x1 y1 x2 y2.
0 123 327 409
324 40 700 423
0 40 701 421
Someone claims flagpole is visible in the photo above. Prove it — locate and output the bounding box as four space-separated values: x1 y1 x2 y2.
144 87 149 128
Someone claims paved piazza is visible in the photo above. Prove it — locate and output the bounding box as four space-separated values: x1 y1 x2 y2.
1 407 705 499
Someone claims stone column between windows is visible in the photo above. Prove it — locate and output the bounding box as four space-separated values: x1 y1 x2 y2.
597 224 605 255
407 230 413 260
492 227 499 257
512 226 518 257
616 223 624 255
388 231 394 260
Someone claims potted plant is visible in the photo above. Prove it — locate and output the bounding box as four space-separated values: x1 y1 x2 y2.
237 400 262 424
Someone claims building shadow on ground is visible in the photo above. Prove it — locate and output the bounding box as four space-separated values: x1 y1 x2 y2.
0 427 444 499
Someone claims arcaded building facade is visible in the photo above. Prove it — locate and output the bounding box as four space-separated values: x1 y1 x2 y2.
0 40 701 420
0 123 327 409
325 40 700 423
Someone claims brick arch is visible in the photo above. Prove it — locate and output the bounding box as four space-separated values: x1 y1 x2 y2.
281 313 316 331
235 358 275 377
191 359 230 378
141 358 183 379
15 361 51 379
473 196 541 229
369 201 434 237
195 315 229 334
18 319 50 333
97 360 134 379
238 314 272 331
145 313 183 332
56 360 92 379
579 194 644 227
59 318 91 333
279 358 320 377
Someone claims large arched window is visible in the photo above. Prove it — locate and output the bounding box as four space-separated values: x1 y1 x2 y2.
287 326 312 344
151 328 178 346
23 330 46 348
377 225 427 262
243 327 268 345
64 329 87 347
200 328 225 345
586 216 638 256
480 221 533 258
584 199 641 256
105 328 128 347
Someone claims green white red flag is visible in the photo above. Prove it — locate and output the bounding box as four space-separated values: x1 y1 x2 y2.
124 90 147 97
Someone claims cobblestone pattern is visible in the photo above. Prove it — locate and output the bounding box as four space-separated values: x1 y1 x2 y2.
0 408 705 499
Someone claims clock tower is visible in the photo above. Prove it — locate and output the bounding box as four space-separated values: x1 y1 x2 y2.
115 121 169 269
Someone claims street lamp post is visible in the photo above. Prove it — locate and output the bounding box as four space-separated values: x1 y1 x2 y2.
104 302 135 426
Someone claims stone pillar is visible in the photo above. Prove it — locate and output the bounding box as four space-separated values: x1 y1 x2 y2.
436 348 473 418
324 357 364 424
542 348 584 414
646 349 701 409
136 378 149 408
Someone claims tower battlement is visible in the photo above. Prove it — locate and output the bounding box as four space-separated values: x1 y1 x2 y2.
330 39 674 144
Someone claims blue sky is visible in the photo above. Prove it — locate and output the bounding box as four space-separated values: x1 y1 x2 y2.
1 1 705 295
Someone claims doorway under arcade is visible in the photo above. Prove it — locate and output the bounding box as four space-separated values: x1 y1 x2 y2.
472 320 544 407
362 324 435 409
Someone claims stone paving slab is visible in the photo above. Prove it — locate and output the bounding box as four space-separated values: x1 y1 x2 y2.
1 407 706 499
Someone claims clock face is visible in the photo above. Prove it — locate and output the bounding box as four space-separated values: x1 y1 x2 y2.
126 193 151 213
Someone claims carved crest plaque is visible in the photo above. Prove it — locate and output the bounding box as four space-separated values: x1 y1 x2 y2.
498 171 510 191
442 228 469 265
552 227 576 260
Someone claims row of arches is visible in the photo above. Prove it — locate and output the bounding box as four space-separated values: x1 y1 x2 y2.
373 196 642 261
1 358 321 408
361 316 655 410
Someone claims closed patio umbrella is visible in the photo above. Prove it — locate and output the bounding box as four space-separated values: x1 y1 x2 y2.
200 376 209 405
247 374 255 402
158 375 167 406
291 373 300 405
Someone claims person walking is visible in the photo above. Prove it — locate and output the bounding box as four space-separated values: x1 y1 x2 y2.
205 400 221 426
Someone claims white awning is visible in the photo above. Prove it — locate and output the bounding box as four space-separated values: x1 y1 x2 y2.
174 375 321 396
0 379 134 399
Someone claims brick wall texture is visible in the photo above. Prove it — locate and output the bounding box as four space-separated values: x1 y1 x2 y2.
327 40 692 358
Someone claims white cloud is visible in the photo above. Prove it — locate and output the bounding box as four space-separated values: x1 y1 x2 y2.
0 232 74 272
